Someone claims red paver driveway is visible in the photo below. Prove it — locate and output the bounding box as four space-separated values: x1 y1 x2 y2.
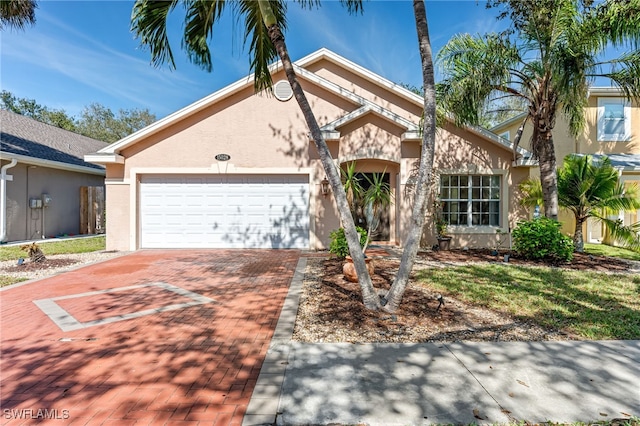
0 250 300 425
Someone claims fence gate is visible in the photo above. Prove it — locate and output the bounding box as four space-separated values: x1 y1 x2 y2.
80 186 105 234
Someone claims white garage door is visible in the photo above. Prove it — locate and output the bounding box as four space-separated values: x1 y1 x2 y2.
140 175 309 249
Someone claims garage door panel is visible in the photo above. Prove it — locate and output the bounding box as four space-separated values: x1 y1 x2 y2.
140 174 309 249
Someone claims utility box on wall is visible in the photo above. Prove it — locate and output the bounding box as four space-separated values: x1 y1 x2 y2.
80 186 105 234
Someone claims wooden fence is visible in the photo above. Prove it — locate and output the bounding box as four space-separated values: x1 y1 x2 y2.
80 186 105 234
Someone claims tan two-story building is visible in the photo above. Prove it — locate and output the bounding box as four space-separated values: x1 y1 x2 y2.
493 87 640 243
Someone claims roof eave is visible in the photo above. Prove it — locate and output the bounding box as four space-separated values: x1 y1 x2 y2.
84 154 125 165
588 86 625 97
452 119 534 159
1 152 105 175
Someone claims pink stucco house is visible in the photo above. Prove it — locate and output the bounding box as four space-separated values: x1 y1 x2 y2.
86 49 533 251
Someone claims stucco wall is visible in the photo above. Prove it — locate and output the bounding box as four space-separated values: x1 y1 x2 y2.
2 161 104 242
101 55 532 251
493 95 639 161
119 76 355 176
305 59 422 121
104 183 130 251
427 124 533 249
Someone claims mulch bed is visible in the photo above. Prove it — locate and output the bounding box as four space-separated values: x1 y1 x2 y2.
292 249 636 343
420 248 633 273
2 258 79 273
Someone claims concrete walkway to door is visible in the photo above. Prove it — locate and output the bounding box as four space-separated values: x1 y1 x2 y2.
0 249 301 425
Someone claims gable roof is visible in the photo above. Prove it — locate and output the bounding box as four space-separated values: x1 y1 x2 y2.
85 48 533 166
1 110 107 175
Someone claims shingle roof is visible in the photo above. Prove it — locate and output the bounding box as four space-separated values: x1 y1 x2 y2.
0 109 108 170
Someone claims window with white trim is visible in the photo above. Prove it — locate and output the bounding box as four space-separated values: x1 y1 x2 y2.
597 98 631 141
499 131 510 141
440 175 501 226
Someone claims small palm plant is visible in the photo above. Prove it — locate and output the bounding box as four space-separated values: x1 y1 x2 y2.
361 171 392 252
520 154 640 252
341 162 364 220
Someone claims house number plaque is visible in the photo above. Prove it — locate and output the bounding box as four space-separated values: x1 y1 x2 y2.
215 154 231 161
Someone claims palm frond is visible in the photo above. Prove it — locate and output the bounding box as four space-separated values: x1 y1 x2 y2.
437 33 524 127
588 51 640 101
181 0 226 72
519 178 544 207
131 0 182 69
595 216 640 251
236 0 286 93
582 0 640 50
0 0 37 30
338 0 364 14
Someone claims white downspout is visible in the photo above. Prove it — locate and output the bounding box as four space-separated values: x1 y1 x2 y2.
1 158 18 242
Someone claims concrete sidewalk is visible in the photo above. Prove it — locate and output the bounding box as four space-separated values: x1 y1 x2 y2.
244 258 640 425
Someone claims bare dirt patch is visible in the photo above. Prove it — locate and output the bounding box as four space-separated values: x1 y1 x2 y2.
292 249 637 344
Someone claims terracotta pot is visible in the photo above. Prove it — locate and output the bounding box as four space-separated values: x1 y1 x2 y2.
343 255 375 283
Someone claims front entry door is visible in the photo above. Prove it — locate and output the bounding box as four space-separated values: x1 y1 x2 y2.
354 172 390 241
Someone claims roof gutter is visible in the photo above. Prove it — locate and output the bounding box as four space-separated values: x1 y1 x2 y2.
1 158 18 242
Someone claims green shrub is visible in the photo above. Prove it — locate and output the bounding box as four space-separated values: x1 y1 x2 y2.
512 217 574 262
329 227 368 259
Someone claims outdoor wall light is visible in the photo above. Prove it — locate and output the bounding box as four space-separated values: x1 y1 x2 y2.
320 178 330 196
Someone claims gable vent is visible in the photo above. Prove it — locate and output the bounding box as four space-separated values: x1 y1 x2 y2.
274 80 293 101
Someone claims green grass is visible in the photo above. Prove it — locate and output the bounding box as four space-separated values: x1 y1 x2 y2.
0 236 105 261
0 236 106 288
584 243 640 261
0 275 27 288
416 264 640 340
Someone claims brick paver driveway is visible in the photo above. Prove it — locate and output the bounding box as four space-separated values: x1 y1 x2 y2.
0 250 300 425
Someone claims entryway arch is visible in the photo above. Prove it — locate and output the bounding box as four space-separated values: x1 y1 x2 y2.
339 158 400 244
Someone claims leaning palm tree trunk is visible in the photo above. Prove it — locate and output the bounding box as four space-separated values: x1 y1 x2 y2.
259 1 381 310
384 0 436 312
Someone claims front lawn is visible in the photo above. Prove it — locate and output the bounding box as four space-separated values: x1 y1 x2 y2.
584 243 640 261
417 264 640 340
0 236 106 262
0 236 106 288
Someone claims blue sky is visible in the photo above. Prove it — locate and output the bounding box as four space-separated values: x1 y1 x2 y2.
1 1 507 120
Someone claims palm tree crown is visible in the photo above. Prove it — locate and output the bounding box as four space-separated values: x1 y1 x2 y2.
0 0 37 30
437 0 640 220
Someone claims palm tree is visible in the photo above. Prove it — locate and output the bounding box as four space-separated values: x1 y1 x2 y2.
0 0 37 30
437 0 640 221
130 0 382 310
521 154 640 252
383 0 437 313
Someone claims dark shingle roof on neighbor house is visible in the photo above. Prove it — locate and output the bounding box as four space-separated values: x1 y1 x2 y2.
0 109 108 171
